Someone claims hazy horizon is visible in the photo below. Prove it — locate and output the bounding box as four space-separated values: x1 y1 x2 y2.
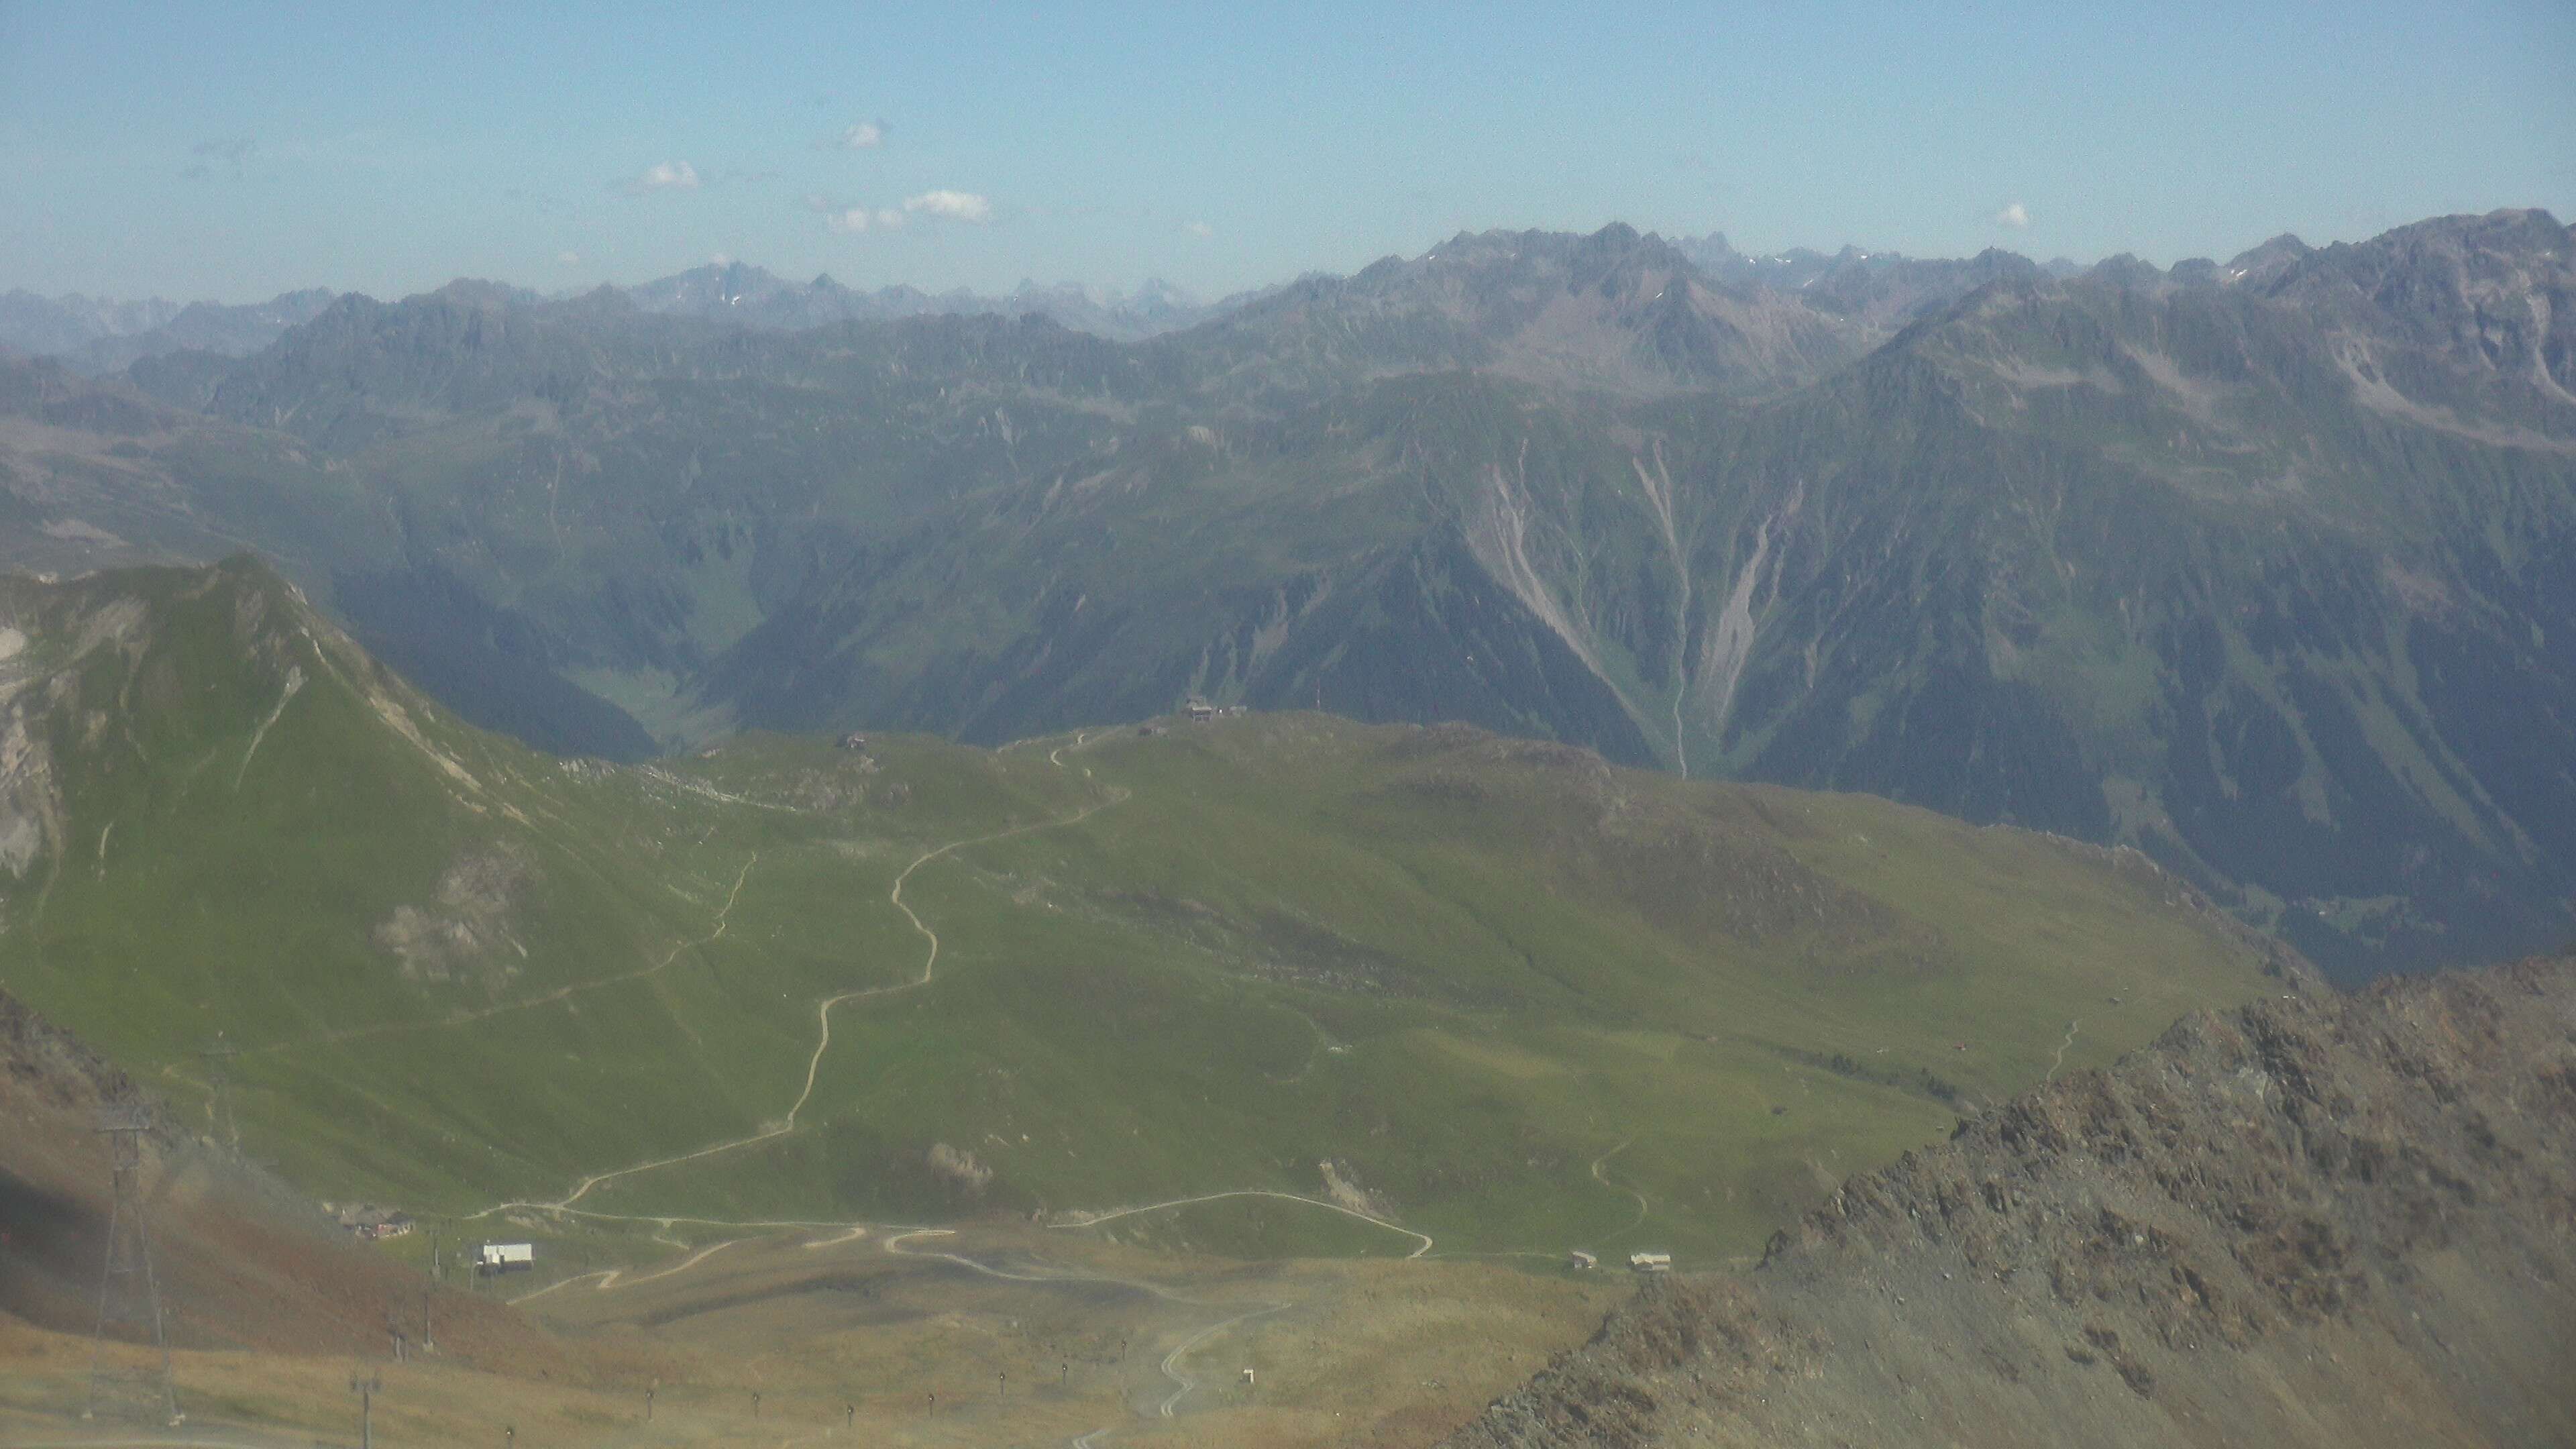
5 1 2569 305
12 205 2567 315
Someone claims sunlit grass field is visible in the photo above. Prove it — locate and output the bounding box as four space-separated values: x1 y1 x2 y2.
1 560 2275 1271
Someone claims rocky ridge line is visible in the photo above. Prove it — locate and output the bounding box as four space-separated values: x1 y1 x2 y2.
1446 955 2576 1448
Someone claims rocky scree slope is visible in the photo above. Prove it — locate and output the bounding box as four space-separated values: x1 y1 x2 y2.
1445 955 2576 1448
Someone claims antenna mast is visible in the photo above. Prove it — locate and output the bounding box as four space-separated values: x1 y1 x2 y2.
83 1103 182 1426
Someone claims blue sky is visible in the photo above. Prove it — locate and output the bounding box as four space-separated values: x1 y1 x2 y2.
3 1 2569 303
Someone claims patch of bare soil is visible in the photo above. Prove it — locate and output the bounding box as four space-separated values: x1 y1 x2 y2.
372 846 535 993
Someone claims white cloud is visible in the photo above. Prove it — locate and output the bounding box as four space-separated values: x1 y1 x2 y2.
1994 201 2032 229
903 189 994 224
625 160 700 195
825 205 906 234
1183 220 1214 238
710 252 732 266
556 250 582 264
841 121 885 150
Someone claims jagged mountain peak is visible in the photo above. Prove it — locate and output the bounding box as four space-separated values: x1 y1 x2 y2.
555 282 639 316
2253 207 2576 405
625 259 798 309
1789 246 2045 327
615 262 1232 342
2222 231 2314 286
2085 252 2173 291
1210 221 1861 396
2264 207 2571 295
422 277 543 311
1413 221 1693 275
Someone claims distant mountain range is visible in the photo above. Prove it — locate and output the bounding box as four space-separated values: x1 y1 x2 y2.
0 228 2134 373
615 260 1269 342
0 262 1271 374
0 286 340 373
3 208 2571 978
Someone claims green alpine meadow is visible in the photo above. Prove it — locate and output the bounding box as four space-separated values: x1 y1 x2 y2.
0 557 2277 1261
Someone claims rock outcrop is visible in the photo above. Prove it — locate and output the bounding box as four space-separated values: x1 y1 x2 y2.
1448 957 2576 1448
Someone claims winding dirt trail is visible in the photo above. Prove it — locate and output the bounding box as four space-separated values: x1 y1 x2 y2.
445 733 1433 1442
1046 730 1088 768
1152 1301 1283 1418
507 1236 745 1305
1585 1138 1650 1243
2047 1018 2083 1081
775 785 1130 1134
1056 1189 1433 1259
472 783 1124 1219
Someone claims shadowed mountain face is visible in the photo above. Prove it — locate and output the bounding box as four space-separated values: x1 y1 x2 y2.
1441 955 2576 1449
5 209 2573 975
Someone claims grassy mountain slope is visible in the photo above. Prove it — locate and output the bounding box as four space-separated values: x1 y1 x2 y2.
0 559 2278 1263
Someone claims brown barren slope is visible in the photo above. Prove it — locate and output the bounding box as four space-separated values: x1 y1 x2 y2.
0 986 563 1369
1446 957 2576 1448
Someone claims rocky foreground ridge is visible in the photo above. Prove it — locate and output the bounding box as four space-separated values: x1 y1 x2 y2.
1446 957 2576 1448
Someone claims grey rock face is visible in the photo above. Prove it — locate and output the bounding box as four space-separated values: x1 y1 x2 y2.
1446 956 2576 1448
